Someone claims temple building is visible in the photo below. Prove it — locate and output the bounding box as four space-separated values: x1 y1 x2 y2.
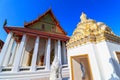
0 9 69 80
0 9 120 80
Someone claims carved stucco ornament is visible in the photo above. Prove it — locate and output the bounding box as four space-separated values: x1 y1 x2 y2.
67 13 120 49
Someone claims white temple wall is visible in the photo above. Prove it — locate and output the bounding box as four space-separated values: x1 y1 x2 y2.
106 41 120 78
106 41 120 59
95 41 112 80
67 43 102 80
95 41 120 80
68 41 120 80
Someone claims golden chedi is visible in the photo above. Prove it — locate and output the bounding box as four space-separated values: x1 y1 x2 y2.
67 12 120 49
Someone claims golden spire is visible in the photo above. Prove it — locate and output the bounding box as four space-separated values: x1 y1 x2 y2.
80 12 87 23
66 13 120 49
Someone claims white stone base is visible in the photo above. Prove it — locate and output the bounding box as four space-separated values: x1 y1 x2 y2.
0 67 69 80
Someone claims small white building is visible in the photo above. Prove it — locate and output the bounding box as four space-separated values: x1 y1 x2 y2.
67 13 120 80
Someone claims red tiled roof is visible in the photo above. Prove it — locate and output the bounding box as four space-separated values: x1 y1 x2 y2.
24 9 67 35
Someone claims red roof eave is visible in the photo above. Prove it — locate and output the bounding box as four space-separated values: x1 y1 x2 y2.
4 27 69 41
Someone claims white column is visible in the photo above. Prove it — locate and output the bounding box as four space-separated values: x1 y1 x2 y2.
30 36 40 71
45 38 51 70
58 40 62 65
43 39 48 66
12 34 27 72
0 32 13 70
8 43 17 66
12 43 20 65
62 41 67 64
54 40 58 58
20 42 26 66
3 37 14 66
53 41 58 61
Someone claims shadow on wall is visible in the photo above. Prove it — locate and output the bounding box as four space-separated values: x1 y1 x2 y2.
109 75 119 80
109 58 120 80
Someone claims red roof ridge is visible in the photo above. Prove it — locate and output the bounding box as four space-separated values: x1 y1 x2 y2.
24 9 52 26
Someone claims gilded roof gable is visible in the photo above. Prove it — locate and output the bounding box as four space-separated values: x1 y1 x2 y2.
67 13 120 49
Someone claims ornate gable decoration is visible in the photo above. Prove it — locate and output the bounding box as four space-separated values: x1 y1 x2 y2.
67 13 120 49
24 9 66 35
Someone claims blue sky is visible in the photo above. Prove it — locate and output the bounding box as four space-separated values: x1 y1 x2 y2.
0 0 120 41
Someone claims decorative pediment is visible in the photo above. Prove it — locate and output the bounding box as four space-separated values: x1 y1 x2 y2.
24 9 66 35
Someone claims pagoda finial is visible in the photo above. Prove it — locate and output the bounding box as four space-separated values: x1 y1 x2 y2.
80 12 87 23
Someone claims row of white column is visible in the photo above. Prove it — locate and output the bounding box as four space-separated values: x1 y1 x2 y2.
0 32 67 72
0 32 13 71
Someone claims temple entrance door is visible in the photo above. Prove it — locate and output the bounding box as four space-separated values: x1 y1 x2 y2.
71 54 93 80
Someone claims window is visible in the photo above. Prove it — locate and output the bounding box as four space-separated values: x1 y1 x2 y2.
51 26 55 32
71 55 93 80
115 52 120 63
41 24 45 30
